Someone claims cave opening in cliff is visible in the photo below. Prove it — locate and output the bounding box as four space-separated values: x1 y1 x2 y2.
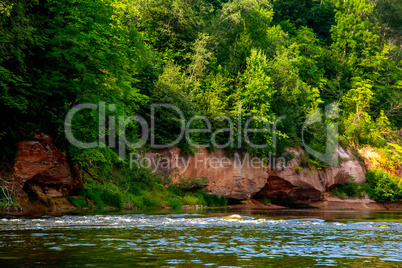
252 175 294 205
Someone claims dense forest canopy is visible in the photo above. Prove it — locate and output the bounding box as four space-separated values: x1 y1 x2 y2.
0 0 401 174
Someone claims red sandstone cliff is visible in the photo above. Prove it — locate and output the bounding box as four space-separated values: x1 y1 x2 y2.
3 133 397 211
3 133 82 211
146 146 366 206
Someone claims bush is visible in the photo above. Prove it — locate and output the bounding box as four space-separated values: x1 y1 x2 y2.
179 190 227 207
257 197 272 204
294 166 303 172
330 178 367 199
68 197 88 208
175 175 209 191
0 186 19 208
141 192 163 208
331 188 348 199
101 190 123 209
182 194 199 206
193 190 227 207
167 198 182 209
82 183 122 209
78 164 228 210
365 169 402 202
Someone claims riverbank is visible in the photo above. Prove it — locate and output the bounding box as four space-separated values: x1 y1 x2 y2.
232 197 402 211
3 196 402 216
1 134 400 214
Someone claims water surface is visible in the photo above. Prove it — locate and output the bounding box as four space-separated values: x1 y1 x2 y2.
0 209 401 267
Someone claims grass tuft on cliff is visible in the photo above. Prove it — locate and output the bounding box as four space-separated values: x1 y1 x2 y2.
0 186 20 209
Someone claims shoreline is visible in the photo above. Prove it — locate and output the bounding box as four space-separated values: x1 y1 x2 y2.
2 197 402 216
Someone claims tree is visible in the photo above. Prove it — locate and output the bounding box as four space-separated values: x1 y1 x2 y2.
330 0 379 66
211 0 273 73
131 0 215 64
342 77 375 145
0 0 39 166
148 62 199 148
234 49 277 155
28 0 149 164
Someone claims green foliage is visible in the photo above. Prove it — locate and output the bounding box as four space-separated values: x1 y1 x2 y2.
145 62 201 148
307 157 328 170
82 183 123 209
67 197 88 208
257 197 272 204
294 166 303 172
75 166 225 210
141 191 163 208
196 66 230 118
328 0 401 147
176 190 227 207
0 186 19 208
183 194 200 206
188 190 227 207
234 48 278 155
331 0 378 66
174 175 209 192
167 198 183 209
374 0 402 50
1 0 401 204
0 0 38 167
331 188 347 199
330 178 367 199
365 169 402 202
132 0 215 64
332 170 402 203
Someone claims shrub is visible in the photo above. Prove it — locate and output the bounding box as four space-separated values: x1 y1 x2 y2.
82 183 122 209
294 166 303 172
307 158 328 170
175 175 209 191
365 169 402 202
101 190 122 209
257 197 272 204
68 197 88 208
332 171 402 202
331 188 348 199
182 194 199 206
194 190 227 207
167 198 182 209
78 165 227 210
0 186 19 207
141 192 162 208
330 178 366 199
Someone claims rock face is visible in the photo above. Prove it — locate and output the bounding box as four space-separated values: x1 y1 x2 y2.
255 147 366 205
146 148 268 200
9 133 81 210
147 146 366 205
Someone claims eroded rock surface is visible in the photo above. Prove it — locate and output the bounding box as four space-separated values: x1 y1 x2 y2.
264 147 366 204
146 148 268 200
147 146 366 205
9 133 81 210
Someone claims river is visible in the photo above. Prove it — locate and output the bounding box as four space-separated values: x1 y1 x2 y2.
0 208 401 267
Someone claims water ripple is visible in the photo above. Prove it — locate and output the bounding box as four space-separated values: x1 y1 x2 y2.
0 213 401 267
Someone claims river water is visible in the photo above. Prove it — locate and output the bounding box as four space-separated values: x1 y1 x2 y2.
0 208 401 267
